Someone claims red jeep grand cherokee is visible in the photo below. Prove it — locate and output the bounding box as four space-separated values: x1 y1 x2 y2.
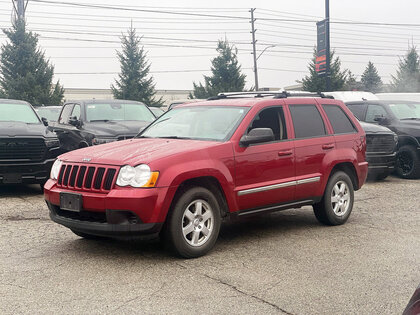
44 92 368 258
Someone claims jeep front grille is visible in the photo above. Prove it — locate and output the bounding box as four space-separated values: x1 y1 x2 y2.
0 138 46 162
57 163 118 192
366 134 396 153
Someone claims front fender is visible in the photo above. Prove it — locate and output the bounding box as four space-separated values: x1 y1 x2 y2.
153 159 237 222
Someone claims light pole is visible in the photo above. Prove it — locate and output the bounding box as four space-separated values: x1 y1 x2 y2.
253 44 275 91
257 44 275 61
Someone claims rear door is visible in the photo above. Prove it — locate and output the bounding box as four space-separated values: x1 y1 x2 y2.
287 99 334 201
234 105 295 211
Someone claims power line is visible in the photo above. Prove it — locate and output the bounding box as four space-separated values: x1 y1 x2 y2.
30 0 251 20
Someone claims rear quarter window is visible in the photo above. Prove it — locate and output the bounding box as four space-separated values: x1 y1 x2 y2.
322 105 357 134
289 104 326 139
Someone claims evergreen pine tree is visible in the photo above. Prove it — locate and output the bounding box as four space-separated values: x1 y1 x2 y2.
111 26 163 106
391 47 420 92
0 20 64 105
361 61 382 93
300 49 347 92
190 39 246 99
343 70 362 91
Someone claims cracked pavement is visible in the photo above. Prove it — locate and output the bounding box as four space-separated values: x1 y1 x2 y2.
0 176 419 314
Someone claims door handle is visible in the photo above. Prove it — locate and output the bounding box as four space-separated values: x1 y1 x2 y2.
278 150 293 156
322 144 335 150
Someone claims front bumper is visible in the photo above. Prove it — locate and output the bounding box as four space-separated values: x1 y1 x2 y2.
47 202 162 239
0 158 55 184
44 180 170 238
366 152 396 173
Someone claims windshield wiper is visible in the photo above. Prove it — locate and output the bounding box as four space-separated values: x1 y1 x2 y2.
400 117 420 120
90 119 111 122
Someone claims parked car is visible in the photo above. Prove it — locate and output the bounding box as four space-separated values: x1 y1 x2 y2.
321 92 397 180
148 106 165 117
359 122 397 180
34 105 62 122
346 100 420 179
48 99 156 153
168 99 205 110
0 99 60 187
44 92 368 258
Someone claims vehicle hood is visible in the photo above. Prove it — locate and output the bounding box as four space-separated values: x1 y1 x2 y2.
359 122 395 134
60 138 222 165
82 120 151 137
396 120 420 138
0 121 57 139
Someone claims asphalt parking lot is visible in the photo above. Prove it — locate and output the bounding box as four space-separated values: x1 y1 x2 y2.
0 176 419 314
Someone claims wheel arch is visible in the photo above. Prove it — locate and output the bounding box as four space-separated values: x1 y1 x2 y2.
398 135 420 149
328 162 359 191
170 176 230 219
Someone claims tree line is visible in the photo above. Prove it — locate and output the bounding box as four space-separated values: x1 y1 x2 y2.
1 21 420 106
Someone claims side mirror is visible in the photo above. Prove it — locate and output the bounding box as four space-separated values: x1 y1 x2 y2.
374 115 389 125
41 117 49 126
240 128 275 146
68 116 81 128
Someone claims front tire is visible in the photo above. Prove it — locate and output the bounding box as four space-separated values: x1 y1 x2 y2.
164 187 221 258
396 145 420 179
313 171 354 225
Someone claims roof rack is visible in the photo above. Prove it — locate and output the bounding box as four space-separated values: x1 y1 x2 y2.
207 91 334 100
273 91 334 99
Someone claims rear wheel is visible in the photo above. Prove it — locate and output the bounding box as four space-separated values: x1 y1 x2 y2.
313 171 354 225
164 187 221 258
396 145 420 179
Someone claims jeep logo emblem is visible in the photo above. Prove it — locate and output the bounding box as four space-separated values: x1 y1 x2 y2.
82 158 91 162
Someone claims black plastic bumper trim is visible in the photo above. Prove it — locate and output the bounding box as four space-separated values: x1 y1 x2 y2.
47 202 163 238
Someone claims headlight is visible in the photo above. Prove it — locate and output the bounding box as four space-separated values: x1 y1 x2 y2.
50 159 63 180
116 164 159 188
92 137 117 145
45 139 60 148
394 134 399 144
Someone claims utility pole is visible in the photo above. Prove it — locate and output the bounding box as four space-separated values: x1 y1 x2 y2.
250 8 259 91
12 0 26 21
325 0 331 91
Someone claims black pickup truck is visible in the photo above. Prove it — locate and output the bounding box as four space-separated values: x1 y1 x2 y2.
359 121 397 180
0 99 60 187
346 100 420 179
49 99 156 152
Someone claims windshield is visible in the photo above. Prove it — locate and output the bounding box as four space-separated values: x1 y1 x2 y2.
140 105 248 141
86 103 155 122
388 103 420 119
0 103 40 124
36 107 61 121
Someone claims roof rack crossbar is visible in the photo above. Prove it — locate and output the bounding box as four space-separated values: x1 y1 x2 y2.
207 91 334 100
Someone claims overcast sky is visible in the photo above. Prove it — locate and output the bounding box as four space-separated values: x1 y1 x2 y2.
1 0 420 91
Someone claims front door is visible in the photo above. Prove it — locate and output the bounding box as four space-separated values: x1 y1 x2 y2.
234 106 295 211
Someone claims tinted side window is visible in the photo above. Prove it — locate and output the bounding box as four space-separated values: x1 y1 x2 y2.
58 104 74 124
247 107 287 142
366 104 388 123
322 105 356 134
289 105 326 139
346 104 367 120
